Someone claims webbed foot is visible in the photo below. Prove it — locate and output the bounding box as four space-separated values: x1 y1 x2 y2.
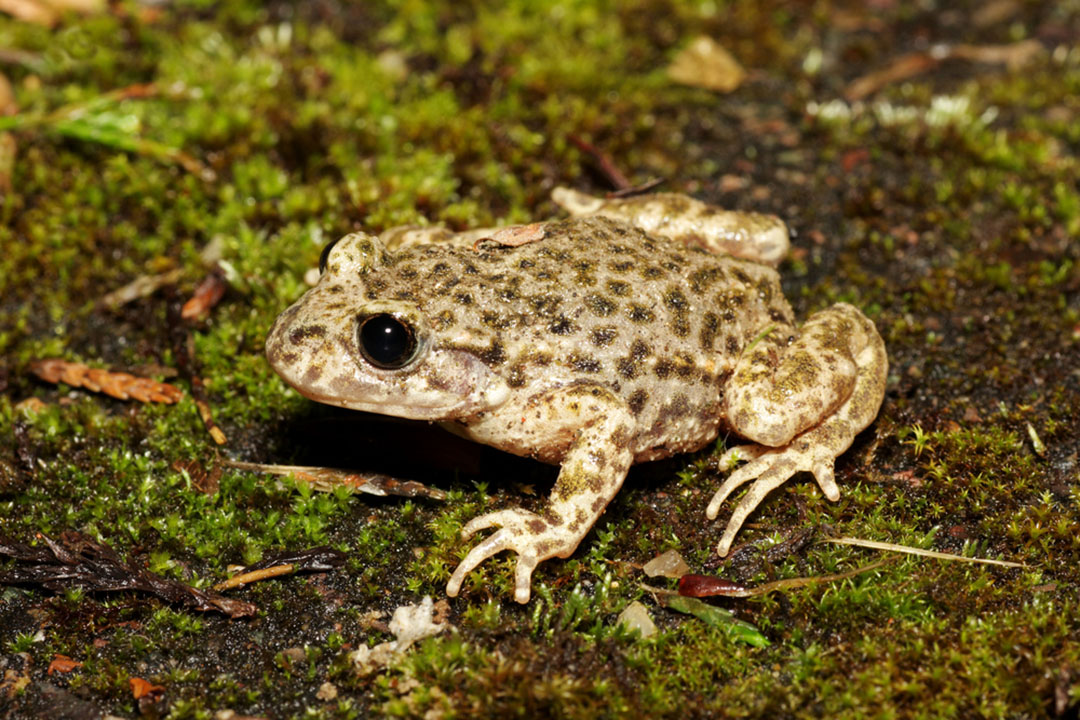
706 434 842 556
446 508 576 604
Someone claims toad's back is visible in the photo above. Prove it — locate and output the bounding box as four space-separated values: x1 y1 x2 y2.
365 217 794 461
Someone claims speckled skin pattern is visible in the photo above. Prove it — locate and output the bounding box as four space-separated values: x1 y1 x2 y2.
266 189 888 603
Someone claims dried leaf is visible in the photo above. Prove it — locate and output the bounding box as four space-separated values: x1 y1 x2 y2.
486 223 546 248
181 270 228 321
678 574 748 598
0 532 256 617
29 358 183 404
129 677 164 700
46 655 82 675
667 36 746 93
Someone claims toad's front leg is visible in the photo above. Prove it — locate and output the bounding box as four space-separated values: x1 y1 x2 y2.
708 302 888 555
446 387 634 603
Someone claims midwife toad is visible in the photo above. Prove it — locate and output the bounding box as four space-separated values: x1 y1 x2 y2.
266 188 888 603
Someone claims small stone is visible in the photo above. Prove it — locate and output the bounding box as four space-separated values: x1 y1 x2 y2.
643 549 691 579
616 601 657 638
667 36 746 93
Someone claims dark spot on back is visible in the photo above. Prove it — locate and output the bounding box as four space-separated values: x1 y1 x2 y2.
700 312 719 350
664 288 689 312
481 311 514 330
569 354 602 373
590 327 618 347
549 315 577 335
757 279 774 302
507 365 527 388
627 304 655 323
628 389 649 415
530 295 561 317
480 341 507 366
585 293 616 317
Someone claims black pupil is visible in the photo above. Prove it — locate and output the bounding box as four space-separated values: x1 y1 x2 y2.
359 314 416 368
318 236 342 274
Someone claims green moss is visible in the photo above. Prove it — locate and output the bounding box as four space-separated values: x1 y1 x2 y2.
2 0 1080 717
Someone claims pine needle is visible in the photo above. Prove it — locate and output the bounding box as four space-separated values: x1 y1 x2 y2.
825 536 1026 568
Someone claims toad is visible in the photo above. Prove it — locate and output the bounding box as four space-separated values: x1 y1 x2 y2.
266 188 887 602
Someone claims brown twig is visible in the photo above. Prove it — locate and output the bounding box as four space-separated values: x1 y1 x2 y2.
223 459 447 500
845 41 1044 101
568 134 632 191
213 546 345 590
168 292 227 444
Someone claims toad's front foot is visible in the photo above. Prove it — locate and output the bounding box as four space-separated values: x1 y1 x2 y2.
446 508 578 604
706 434 842 556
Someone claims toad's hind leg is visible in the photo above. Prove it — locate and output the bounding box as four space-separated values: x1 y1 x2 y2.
707 303 888 556
552 186 789 266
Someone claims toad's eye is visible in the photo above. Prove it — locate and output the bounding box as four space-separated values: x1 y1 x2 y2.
358 313 418 369
319 236 344 274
